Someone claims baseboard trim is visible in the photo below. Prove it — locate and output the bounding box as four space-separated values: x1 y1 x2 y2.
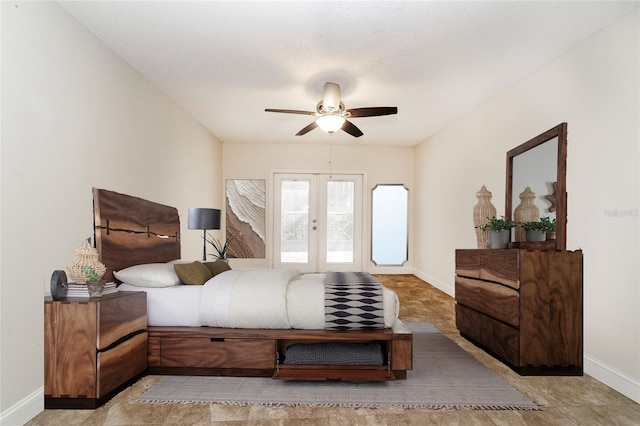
0 386 43 426
367 266 413 275
411 268 454 297
584 355 640 404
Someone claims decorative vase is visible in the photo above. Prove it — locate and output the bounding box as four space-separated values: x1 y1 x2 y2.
546 231 557 241
526 230 546 242
513 187 540 243
66 240 107 284
490 229 511 249
473 185 497 249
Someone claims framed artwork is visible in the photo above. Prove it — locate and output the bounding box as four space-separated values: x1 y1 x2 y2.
226 179 266 258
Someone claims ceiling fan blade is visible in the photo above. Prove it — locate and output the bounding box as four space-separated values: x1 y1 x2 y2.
295 121 318 136
342 120 363 138
265 108 316 116
347 107 398 117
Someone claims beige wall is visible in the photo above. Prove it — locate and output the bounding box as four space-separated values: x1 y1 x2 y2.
223 143 413 271
413 9 639 402
0 2 222 423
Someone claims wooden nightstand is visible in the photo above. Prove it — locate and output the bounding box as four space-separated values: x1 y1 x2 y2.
44 291 147 409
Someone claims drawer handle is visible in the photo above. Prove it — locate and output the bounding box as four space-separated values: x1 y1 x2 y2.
210 338 225 342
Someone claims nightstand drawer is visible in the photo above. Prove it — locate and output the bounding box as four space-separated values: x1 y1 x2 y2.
97 331 147 397
455 276 520 327
98 292 147 350
160 337 276 369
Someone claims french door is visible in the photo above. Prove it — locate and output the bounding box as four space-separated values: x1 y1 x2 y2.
273 173 363 273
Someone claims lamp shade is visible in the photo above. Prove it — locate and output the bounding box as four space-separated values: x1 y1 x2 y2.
188 208 221 230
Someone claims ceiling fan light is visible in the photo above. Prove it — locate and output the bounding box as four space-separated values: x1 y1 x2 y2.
316 115 345 134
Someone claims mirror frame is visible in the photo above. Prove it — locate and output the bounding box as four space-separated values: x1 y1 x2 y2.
506 122 567 250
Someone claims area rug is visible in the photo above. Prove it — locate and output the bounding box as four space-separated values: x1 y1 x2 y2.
137 322 540 410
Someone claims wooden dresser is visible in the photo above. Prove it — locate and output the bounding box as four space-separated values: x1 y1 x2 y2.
45 291 147 408
455 249 583 375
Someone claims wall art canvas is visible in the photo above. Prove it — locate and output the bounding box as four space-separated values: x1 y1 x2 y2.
226 179 266 258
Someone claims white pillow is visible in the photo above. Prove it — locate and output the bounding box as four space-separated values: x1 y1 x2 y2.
114 263 181 288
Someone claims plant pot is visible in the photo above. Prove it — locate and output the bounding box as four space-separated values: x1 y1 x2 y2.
546 231 557 241
526 230 546 242
489 229 511 249
87 281 106 297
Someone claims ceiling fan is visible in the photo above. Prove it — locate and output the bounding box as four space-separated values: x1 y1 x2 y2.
265 82 398 138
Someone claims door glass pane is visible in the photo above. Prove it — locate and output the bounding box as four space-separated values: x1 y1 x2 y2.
326 181 354 263
280 180 309 263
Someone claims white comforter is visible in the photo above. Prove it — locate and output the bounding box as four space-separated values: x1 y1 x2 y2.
199 268 295 328
119 269 400 329
199 269 399 329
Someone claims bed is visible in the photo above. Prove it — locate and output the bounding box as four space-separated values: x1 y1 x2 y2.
93 188 413 381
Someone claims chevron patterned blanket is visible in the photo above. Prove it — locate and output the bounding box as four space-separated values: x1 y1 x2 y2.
324 272 385 330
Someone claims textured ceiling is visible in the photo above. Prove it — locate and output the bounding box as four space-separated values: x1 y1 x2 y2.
58 1 638 147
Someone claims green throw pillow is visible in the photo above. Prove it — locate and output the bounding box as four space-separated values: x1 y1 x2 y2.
203 260 231 277
174 262 214 285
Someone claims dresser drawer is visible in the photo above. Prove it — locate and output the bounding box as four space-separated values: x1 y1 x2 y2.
456 304 519 367
160 337 276 369
455 276 520 327
479 250 520 289
97 331 147 397
455 250 480 279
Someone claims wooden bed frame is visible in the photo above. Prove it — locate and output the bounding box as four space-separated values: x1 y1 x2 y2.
93 188 413 381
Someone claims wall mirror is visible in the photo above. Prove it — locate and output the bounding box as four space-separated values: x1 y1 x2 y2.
506 123 567 250
371 184 409 266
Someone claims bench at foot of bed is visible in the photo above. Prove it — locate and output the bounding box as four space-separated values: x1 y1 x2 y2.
147 321 412 381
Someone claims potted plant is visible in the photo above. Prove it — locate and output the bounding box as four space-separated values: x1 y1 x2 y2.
82 265 106 297
478 216 515 249
205 233 238 261
521 219 547 242
540 217 556 241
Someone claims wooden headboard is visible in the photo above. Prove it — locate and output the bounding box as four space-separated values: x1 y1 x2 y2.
93 188 181 282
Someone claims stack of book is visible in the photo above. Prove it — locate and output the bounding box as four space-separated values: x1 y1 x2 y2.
66 282 118 298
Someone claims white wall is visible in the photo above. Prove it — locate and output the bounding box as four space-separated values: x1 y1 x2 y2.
0 2 222 423
223 143 413 272
413 9 639 402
